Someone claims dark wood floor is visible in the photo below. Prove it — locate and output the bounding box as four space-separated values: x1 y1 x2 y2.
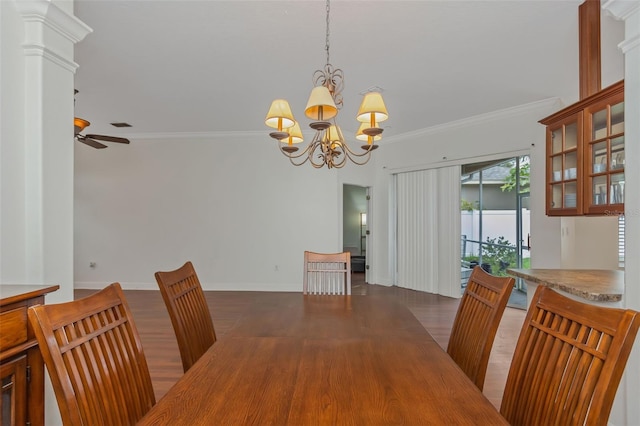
75 273 525 410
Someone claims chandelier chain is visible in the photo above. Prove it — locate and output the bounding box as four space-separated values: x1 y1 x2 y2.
325 0 330 66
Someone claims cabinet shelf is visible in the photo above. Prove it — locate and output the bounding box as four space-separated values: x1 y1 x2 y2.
541 80 624 216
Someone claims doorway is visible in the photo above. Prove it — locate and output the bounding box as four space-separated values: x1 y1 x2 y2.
343 184 368 281
460 156 530 308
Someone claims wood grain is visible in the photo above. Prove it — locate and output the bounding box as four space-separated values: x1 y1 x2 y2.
137 290 507 425
75 274 526 411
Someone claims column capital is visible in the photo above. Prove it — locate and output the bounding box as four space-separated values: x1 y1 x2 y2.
16 0 92 43
603 0 640 21
603 0 640 54
15 0 92 72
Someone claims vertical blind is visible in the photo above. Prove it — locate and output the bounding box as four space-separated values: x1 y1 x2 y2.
395 166 461 296
619 215 625 268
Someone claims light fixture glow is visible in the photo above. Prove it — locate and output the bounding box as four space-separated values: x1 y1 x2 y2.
265 99 295 140
280 121 304 153
265 0 389 169
74 117 90 134
356 122 382 142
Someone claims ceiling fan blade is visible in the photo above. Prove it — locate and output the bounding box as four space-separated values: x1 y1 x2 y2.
77 136 108 149
85 134 130 144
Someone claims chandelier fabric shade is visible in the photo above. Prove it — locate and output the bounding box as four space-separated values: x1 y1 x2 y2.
357 92 389 125
305 86 338 122
356 122 382 142
280 121 304 152
326 125 344 147
265 99 295 140
265 0 390 169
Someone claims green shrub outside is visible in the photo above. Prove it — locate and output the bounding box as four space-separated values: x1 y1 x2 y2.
462 236 530 277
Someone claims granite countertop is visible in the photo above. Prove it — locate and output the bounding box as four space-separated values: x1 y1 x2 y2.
506 268 623 302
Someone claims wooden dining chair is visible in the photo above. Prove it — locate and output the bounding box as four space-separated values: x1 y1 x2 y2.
303 251 351 295
155 261 216 372
500 285 640 426
27 283 155 426
446 265 514 390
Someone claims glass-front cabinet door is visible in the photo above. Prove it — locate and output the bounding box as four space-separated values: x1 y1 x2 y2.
542 80 624 217
584 93 624 215
547 112 583 215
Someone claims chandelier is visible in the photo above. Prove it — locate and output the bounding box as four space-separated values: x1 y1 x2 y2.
265 0 389 169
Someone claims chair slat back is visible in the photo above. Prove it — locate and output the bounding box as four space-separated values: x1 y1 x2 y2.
303 251 351 295
500 285 640 426
446 266 514 390
155 261 216 372
28 283 155 426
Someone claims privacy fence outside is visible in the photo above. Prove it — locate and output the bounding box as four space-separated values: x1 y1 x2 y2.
461 210 530 283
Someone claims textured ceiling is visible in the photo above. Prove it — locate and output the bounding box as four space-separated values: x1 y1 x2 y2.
72 0 625 142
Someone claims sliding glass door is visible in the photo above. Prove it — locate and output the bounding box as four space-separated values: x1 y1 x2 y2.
460 156 530 306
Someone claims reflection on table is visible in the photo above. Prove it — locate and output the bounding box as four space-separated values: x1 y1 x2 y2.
138 294 507 425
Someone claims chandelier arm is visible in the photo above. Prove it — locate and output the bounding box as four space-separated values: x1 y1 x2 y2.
342 141 377 158
309 141 330 168
340 145 373 166
284 152 311 167
330 149 348 168
288 154 312 167
277 133 329 168
285 146 322 168
277 140 315 160
265 0 387 170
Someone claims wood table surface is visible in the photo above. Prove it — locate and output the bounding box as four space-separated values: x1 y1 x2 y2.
138 293 507 425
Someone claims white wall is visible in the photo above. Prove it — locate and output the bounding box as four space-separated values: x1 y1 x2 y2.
69 7 625 294
370 100 563 286
560 215 619 269
74 133 356 291
0 0 28 281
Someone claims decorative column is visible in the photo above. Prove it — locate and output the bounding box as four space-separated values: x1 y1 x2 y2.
602 1 640 425
14 0 91 303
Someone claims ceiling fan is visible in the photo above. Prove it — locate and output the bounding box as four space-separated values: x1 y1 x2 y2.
73 90 130 149
74 117 130 149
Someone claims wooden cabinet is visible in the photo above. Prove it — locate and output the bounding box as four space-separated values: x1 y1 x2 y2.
0 285 59 426
541 80 624 216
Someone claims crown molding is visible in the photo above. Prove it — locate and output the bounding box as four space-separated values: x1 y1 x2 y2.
124 130 265 141
384 97 562 144
603 0 640 54
117 99 563 144
603 0 640 21
23 43 79 72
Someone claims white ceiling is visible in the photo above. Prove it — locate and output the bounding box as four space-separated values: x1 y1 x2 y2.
72 0 625 142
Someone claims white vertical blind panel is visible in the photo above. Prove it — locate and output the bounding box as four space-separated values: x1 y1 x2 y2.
437 166 461 297
396 166 460 295
396 169 437 292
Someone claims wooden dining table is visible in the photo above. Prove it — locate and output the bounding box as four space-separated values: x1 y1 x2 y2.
138 293 507 425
